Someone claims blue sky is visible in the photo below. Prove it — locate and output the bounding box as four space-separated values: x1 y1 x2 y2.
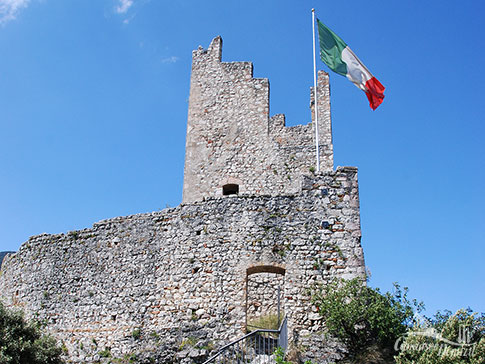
0 0 484 316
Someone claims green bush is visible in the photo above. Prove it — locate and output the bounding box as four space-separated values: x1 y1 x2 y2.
274 346 313 364
311 278 423 362
274 347 291 364
0 301 65 364
395 308 485 364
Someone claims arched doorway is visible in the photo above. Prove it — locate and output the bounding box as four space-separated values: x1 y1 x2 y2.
245 265 285 332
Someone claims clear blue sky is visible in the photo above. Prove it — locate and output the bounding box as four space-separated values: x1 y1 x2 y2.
0 0 484 316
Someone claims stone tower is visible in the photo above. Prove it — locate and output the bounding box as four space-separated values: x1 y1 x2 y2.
0 37 365 364
183 36 334 203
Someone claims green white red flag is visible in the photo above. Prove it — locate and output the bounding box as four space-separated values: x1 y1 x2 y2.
317 19 385 110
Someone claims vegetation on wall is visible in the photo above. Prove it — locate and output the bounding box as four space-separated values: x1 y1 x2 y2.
310 279 484 364
0 301 65 364
311 278 423 363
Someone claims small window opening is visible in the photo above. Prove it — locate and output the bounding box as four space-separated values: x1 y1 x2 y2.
223 184 239 196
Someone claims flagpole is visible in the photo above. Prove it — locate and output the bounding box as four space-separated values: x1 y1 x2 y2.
311 8 321 172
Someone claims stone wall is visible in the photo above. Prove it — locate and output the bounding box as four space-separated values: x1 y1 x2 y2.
0 168 364 363
0 37 366 363
182 37 333 204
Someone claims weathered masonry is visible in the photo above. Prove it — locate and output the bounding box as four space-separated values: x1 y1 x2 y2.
183 36 333 203
0 37 365 363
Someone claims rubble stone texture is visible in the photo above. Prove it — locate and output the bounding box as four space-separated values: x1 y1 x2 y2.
183 36 333 204
0 37 365 363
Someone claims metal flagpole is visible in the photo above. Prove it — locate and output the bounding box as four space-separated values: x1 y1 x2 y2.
311 8 321 172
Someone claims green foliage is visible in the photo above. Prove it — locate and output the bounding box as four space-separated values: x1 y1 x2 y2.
273 347 314 364
0 301 65 364
149 331 160 340
131 328 141 340
274 347 291 364
311 278 423 361
272 243 289 257
428 308 485 339
191 311 198 321
98 347 111 358
178 336 198 351
111 353 137 364
199 341 215 351
395 308 485 364
68 231 80 240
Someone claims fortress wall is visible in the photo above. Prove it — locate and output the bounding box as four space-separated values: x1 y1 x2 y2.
183 37 334 204
0 167 364 363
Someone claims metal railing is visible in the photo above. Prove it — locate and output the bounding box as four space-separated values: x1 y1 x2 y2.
202 316 288 364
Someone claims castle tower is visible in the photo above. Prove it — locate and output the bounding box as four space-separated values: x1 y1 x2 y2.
183 36 334 203
0 37 365 364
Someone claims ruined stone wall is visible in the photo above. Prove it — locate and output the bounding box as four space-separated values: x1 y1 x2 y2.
0 168 364 363
0 37 365 363
182 37 333 204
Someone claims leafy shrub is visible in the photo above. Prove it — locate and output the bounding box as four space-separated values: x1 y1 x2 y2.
274 347 291 364
274 346 313 364
0 301 65 364
311 278 423 362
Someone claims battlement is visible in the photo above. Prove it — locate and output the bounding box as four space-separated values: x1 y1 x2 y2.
0 36 365 363
183 37 333 203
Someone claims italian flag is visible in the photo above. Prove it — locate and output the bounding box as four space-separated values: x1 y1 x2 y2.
317 19 385 110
